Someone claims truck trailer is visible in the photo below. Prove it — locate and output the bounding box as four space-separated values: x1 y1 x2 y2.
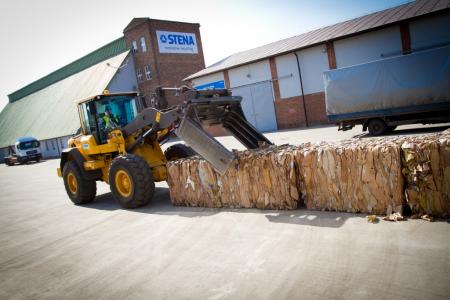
323 45 450 135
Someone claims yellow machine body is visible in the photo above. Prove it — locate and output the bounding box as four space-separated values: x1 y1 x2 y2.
57 92 169 184
58 130 167 183
57 88 271 209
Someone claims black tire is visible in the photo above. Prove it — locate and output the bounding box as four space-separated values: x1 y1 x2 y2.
62 161 97 205
4 158 13 166
367 119 387 136
18 157 26 165
164 144 196 161
109 154 155 209
36 157 41 162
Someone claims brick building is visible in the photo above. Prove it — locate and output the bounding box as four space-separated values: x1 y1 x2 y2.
0 18 206 160
185 0 450 133
123 18 205 107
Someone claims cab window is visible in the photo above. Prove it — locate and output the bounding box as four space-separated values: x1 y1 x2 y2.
95 96 138 129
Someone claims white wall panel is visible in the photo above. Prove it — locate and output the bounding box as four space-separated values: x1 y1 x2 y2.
297 44 329 94
410 11 450 51
275 54 301 98
40 138 60 158
0 147 8 161
192 72 225 87
229 60 271 88
107 54 138 93
334 26 402 68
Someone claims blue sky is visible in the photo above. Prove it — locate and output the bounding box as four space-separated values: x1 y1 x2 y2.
0 0 411 111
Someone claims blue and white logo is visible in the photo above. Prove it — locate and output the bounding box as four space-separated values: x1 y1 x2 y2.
157 30 198 54
160 34 167 43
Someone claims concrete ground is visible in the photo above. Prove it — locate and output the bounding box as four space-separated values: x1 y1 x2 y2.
1 124 449 299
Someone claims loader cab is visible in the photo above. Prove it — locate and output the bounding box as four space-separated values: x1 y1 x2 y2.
77 92 139 144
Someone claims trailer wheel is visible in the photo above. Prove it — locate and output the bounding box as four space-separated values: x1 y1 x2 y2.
164 144 196 161
4 158 13 166
367 119 387 136
109 154 155 209
63 161 96 205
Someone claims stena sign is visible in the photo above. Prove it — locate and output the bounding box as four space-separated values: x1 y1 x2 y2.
156 30 198 54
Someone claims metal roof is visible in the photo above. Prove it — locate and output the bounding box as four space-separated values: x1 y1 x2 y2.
8 37 128 102
0 51 129 148
185 0 450 80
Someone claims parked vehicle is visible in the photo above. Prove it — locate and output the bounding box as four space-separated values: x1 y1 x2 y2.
323 45 450 135
4 137 42 166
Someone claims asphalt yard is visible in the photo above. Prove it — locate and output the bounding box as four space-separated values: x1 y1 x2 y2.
0 124 449 299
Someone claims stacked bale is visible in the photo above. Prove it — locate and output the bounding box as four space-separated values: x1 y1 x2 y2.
167 130 450 216
294 139 404 214
166 145 299 209
401 130 450 216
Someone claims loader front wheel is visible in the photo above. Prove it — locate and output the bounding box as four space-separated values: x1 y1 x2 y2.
164 144 195 161
63 161 96 205
109 154 155 209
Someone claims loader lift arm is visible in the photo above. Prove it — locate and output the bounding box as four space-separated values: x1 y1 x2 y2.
124 87 272 174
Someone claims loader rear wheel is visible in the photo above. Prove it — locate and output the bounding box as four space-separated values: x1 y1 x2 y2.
109 154 155 209
63 161 96 205
164 144 195 161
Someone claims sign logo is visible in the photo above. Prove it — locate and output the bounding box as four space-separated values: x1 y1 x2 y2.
195 80 225 91
156 30 198 54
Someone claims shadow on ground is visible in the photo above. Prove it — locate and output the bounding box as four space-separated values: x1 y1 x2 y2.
352 125 450 139
83 187 364 228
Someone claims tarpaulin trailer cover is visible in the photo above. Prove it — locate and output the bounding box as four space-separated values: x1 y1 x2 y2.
323 45 450 122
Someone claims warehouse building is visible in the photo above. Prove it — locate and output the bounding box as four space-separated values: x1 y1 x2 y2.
0 18 205 160
185 0 450 133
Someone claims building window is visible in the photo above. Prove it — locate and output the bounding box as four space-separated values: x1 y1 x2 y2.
144 65 152 80
132 41 138 53
137 69 143 82
140 37 147 52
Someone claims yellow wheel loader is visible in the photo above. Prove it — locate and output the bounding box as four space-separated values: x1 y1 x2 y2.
57 87 271 208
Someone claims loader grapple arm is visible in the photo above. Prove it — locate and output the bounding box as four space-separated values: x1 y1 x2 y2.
175 89 272 174
184 92 272 149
